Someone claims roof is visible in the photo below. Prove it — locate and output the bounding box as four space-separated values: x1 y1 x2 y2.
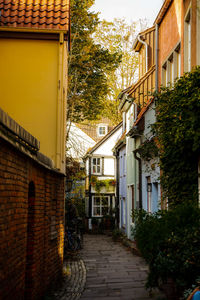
154 0 172 25
75 118 116 143
113 130 126 152
133 25 155 52
85 122 122 156
0 0 70 31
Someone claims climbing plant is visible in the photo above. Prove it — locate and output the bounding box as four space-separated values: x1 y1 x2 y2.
138 138 159 161
153 66 200 205
90 176 116 193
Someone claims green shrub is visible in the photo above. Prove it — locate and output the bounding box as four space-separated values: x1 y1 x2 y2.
132 203 200 296
153 67 200 205
112 228 124 241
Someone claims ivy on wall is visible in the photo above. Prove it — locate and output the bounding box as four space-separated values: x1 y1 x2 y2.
153 66 200 205
138 138 159 161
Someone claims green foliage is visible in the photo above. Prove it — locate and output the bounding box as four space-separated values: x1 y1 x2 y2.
138 138 159 161
93 18 147 124
90 176 116 193
132 203 200 296
68 0 121 123
154 67 200 205
112 227 124 241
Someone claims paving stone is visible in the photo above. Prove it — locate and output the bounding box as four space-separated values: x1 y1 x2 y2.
79 234 165 300
44 234 165 300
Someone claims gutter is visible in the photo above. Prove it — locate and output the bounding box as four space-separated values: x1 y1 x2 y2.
138 35 148 72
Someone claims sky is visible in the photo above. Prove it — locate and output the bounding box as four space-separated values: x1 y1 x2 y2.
91 0 163 26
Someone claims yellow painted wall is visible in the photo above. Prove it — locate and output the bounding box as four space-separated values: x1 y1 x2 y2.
0 38 66 172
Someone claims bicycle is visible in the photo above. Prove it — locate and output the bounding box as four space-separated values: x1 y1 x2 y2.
64 227 82 251
64 218 83 252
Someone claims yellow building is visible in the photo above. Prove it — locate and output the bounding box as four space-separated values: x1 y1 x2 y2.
0 0 70 173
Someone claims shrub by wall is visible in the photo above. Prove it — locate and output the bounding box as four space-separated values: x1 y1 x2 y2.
133 204 200 297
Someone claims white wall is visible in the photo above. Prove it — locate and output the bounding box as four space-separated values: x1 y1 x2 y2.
93 127 122 156
104 158 115 175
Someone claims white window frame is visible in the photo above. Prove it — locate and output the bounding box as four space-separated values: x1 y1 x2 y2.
184 7 191 72
122 112 126 132
92 195 110 217
162 43 181 86
97 124 108 137
91 157 102 175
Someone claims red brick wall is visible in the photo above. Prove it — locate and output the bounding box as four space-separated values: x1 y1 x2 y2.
0 137 65 300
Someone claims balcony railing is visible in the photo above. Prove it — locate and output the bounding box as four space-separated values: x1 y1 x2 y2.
128 65 155 109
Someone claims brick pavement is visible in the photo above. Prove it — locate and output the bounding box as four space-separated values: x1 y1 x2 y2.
44 234 165 300
79 234 165 300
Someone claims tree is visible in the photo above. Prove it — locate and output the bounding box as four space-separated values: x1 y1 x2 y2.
93 18 148 124
67 0 121 125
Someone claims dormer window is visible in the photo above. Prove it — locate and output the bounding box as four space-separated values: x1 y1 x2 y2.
98 125 108 137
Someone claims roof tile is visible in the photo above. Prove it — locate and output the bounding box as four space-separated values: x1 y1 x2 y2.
0 0 70 31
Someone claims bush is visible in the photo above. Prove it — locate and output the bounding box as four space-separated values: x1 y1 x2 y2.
112 228 124 241
132 203 200 297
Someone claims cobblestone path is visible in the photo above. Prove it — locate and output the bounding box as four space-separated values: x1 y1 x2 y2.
79 234 164 300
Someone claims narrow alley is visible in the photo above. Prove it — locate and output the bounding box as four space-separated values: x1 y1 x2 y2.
79 234 164 300
48 234 165 300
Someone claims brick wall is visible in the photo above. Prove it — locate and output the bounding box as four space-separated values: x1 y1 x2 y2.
0 136 65 300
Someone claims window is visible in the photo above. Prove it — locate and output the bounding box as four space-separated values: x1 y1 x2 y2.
92 196 110 217
91 157 102 175
126 103 137 132
147 177 152 213
98 125 107 137
184 8 191 72
123 153 126 176
162 44 181 86
131 185 135 222
175 46 181 78
122 112 126 132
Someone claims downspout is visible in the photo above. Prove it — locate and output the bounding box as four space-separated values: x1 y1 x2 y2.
155 23 159 92
138 35 148 72
133 149 142 210
89 156 92 218
116 150 120 226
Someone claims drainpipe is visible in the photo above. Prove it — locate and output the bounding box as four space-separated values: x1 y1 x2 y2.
115 150 120 226
155 23 159 92
89 156 92 219
133 150 142 210
138 35 148 72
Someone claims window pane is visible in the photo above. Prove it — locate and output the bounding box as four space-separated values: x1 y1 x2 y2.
93 166 96 173
94 197 100 205
93 158 96 165
93 207 100 216
97 158 100 165
97 166 100 173
102 206 109 215
101 197 109 206
99 126 106 135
